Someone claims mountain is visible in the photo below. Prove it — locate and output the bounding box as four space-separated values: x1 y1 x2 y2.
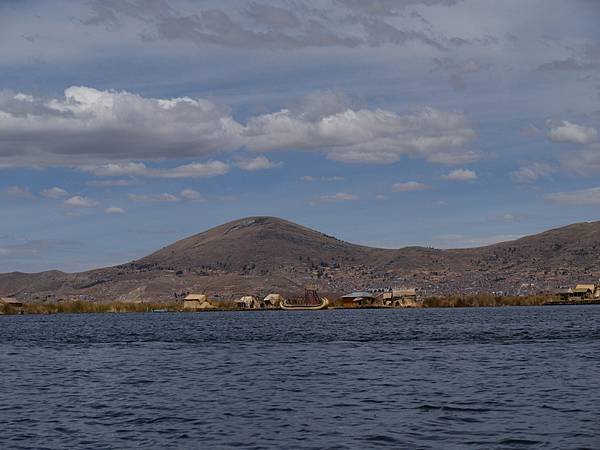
1 216 600 302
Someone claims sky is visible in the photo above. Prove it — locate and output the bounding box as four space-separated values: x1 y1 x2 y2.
1 0 600 273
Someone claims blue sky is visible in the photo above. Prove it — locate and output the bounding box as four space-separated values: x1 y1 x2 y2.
1 0 599 272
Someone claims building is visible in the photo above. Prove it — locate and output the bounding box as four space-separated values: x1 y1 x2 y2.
556 283 599 302
341 291 377 307
0 297 23 313
391 288 419 306
262 293 283 308
236 295 258 309
393 288 417 300
557 288 573 301
183 294 214 310
574 284 596 299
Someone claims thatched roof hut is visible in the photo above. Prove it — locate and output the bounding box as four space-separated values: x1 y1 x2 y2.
183 294 213 310
263 293 283 307
0 297 23 307
236 295 257 309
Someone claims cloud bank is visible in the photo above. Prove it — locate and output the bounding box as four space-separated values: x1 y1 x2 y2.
0 86 478 169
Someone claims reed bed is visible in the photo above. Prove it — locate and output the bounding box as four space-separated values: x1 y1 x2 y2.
0 294 559 315
1 300 183 315
422 293 552 308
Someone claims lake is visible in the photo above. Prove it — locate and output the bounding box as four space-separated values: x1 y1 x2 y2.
1 307 599 449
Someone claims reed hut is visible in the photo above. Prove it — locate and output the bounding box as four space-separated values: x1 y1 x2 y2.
0 297 23 313
262 293 283 308
573 284 595 300
183 294 213 310
236 295 258 309
341 291 375 307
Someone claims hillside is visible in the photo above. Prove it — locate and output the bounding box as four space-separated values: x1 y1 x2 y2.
1 217 600 302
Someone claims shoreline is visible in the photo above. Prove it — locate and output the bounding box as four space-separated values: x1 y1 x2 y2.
2 295 597 316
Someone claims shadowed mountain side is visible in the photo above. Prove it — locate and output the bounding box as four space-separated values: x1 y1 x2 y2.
2 217 600 302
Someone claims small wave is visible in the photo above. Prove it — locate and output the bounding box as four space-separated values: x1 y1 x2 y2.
362 434 402 444
416 404 493 413
497 437 542 446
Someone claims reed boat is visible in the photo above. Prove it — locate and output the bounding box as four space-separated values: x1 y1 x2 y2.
280 287 328 310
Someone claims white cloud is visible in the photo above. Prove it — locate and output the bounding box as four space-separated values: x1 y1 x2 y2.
5 185 33 198
128 193 179 203
441 168 477 181
0 87 478 168
322 176 345 181
105 206 125 214
85 161 229 178
317 192 359 202
0 87 242 168
392 181 430 192
511 161 554 183
300 175 315 182
180 189 205 202
41 186 69 198
548 121 598 145
545 187 600 205
233 155 282 171
64 196 99 208
244 106 478 165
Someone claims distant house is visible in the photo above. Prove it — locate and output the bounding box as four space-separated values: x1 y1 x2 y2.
557 288 573 301
341 291 376 307
262 293 283 308
0 297 23 313
236 296 258 309
393 288 417 300
557 284 599 301
573 284 596 300
183 294 214 310
392 288 418 306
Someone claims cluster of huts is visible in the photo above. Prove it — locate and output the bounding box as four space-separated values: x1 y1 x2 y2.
182 288 420 310
182 293 284 310
556 283 600 302
340 288 420 308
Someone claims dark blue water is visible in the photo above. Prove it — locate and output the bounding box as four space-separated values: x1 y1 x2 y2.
1 307 599 449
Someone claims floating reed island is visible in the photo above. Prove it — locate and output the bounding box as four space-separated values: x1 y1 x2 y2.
1 286 586 315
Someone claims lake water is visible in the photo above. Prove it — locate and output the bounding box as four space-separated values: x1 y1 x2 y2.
1 307 599 449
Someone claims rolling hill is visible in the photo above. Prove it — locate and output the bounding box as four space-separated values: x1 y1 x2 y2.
1 216 600 302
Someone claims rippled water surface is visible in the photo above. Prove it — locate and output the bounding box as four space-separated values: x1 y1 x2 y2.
1 307 599 449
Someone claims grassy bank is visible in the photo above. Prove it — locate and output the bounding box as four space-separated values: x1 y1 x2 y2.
0 300 183 315
422 293 552 308
0 294 560 315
